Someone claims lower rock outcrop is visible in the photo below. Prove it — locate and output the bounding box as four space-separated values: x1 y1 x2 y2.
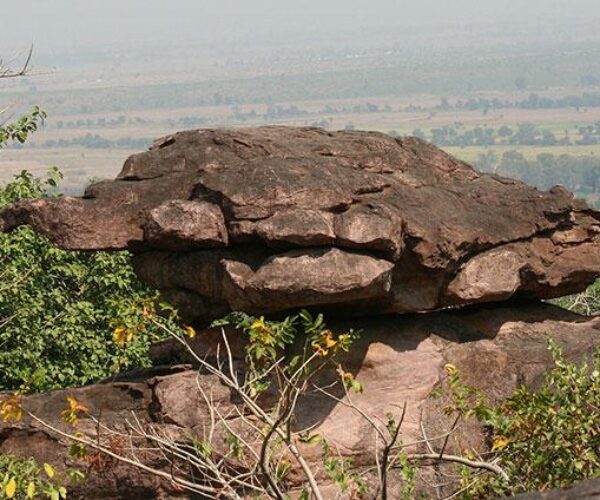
514 478 600 499
2 302 599 499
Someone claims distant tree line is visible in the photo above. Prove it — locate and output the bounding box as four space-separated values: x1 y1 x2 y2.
412 122 600 148
473 151 600 205
432 93 600 112
53 115 208 130
9 134 153 150
232 104 310 122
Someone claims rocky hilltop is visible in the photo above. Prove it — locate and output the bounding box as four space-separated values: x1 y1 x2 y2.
1 126 600 322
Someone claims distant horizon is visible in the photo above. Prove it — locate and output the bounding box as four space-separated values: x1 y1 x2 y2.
3 0 600 53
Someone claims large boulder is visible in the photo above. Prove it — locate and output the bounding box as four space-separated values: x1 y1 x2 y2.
2 303 600 499
1 127 600 321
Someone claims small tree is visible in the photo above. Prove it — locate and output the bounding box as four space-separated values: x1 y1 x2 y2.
0 53 168 391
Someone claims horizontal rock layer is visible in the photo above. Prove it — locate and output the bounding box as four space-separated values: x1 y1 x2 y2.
1 127 600 320
2 303 600 498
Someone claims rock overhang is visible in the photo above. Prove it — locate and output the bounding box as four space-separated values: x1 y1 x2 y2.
1 126 599 322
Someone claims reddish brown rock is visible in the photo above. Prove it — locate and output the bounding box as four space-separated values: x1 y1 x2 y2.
514 478 600 499
2 303 600 499
1 127 600 321
144 200 228 250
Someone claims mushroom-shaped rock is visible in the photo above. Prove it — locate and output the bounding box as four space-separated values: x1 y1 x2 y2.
1 126 599 321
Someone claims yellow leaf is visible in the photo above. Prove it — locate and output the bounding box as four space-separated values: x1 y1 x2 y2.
44 462 55 478
250 316 272 337
112 327 133 348
184 326 197 339
250 316 266 330
0 395 23 423
26 482 36 499
444 363 458 375
311 343 328 357
5 478 16 498
61 396 89 426
66 396 88 414
320 330 337 349
492 436 510 451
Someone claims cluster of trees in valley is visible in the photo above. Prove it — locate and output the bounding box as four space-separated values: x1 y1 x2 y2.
432 92 600 112
35 134 152 150
473 150 600 203
412 122 600 147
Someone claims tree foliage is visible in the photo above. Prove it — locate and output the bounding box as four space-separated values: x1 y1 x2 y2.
443 341 600 497
555 280 600 315
0 169 167 392
0 107 46 149
0 455 81 500
0 107 166 391
489 342 600 494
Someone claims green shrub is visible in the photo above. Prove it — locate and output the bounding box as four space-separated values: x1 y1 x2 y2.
554 280 600 315
0 455 81 499
453 340 600 497
0 169 166 392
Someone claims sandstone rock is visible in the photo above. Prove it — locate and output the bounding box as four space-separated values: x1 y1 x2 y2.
2 303 600 499
1 127 600 321
144 200 228 250
514 478 600 499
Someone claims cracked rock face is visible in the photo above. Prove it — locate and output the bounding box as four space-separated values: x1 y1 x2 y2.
1 126 600 321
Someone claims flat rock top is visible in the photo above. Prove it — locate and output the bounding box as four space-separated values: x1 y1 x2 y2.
2 126 600 319
118 127 586 266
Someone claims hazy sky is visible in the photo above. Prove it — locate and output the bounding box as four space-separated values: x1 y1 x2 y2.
3 0 600 50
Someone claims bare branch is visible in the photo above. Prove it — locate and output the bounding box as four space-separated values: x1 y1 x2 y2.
25 410 229 497
0 46 34 79
405 453 509 481
381 401 406 499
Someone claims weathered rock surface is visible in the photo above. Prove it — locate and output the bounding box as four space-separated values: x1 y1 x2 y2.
514 478 600 499
2 303 600 499
2 127 600 321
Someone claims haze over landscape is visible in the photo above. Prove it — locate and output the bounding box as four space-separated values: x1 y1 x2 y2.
3 0 600 202
6 0 599 45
